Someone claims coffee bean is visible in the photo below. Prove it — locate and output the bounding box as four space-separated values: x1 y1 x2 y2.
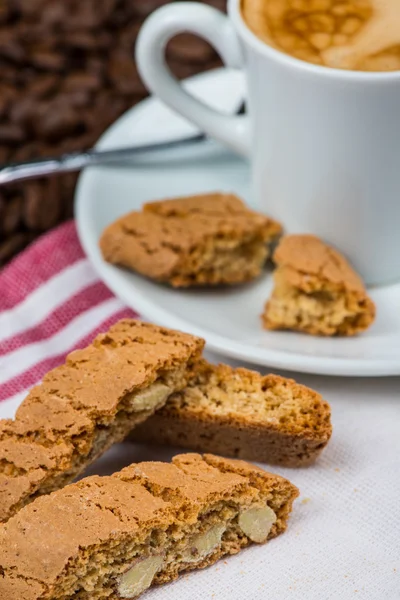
34 102 83 142
12 142 40 162
23 182 42 230
86 57 105 78
96 0 120 23
10 99 35 127
0 83 17 103
0 193 5 230
67 1 106 30
27 75 58 99
120 23 142 51
0 124 25 144
169 58 221 80
107 51 147 96
0 40 25 63
0 146 10 163
0 96 10 120
15 0 50 18
16 67 38 87
63 90 92 109
0 61 20 84
0 4 13 26
23 179 61 230
65 32 101 51
31 50 65 72
57 133 97 154
91 93 131 126
168 34 216 64
63 72 102 93
208 0 227 11
17 23 51 45
40 4 67 27
61 173 78 218
2 197 22 235
132 0 172 18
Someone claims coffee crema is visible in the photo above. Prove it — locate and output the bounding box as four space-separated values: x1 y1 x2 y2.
241 0 400 72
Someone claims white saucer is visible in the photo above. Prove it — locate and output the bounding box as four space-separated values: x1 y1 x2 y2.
76 69 400 377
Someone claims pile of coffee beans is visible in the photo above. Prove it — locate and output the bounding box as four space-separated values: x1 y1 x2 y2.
0 0 225 265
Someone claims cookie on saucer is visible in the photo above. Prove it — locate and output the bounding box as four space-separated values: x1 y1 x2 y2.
100 193 282 287
262 234 375 336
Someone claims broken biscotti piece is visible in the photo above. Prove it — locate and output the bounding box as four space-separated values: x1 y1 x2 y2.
132 361 332 467
262 234 376 336
0 453 298 600
0 319 204 524
100 193 282 287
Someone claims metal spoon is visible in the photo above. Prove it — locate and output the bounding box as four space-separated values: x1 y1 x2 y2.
0 101 245 186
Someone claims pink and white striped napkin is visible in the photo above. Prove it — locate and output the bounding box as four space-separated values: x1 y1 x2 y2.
0 221 134 418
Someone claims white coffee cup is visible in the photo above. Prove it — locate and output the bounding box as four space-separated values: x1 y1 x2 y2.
136 0 400 286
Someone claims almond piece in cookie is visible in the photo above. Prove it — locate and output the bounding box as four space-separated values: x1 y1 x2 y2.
0 453 298 600
131 360 332 467
100 193 282 287
0 319 204 523
262 234 375 336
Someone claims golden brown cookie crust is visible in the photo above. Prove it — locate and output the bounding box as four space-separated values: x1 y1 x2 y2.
262 234 376 336
0 453 298 600
0 319 204 523
100 193 282 287
273 234 366 293
132 360 332 467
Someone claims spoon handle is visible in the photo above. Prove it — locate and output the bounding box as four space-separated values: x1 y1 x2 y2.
0 133 207 186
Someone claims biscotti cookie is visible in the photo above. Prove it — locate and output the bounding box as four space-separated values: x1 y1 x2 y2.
262 234 376 336
0 319 204 524
132 361 332 467
100 193 282 287
0 453 298 600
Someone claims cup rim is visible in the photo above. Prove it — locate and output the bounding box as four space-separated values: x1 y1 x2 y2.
229 0 400 82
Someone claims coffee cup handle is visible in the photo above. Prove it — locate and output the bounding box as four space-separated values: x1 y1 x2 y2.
136 2 250 157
